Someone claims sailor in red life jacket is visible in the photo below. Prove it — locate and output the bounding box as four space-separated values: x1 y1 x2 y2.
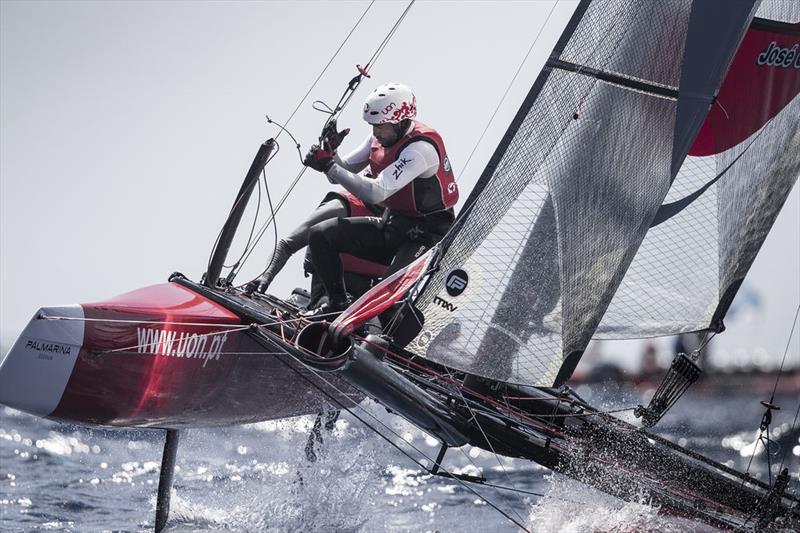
302 82 459 317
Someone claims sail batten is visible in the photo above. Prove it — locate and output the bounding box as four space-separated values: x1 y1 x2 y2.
546 58 680 99
409 0 772 387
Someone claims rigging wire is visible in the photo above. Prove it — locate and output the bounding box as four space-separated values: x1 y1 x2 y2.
36 315 250 327
275 1 376 142
774 303 800 474
779 399 800 473
102 350 285 357
457 0 561 180
354 335 568 438
740 302 800 494
360 0 415 73
277 340 535 533
229 0 416 284
214 0 375 285
768 303 800 405
440 366 530 526
37 313 310 329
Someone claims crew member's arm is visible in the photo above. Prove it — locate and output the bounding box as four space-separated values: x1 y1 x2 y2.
334 135 371 173
326 141 439 204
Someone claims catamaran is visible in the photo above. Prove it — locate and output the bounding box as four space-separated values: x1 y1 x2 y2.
1 0 799 531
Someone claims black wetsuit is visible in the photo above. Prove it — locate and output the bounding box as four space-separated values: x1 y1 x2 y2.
308 209 454 299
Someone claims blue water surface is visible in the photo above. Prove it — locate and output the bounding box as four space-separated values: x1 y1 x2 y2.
1 382 798 532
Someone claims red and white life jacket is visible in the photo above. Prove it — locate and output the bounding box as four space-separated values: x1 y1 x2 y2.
368 121 458 218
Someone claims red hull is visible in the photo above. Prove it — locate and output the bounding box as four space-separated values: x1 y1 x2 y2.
0 282 358 428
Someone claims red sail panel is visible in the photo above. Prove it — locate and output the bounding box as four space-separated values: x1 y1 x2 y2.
331 251 431 339
690 22 800 156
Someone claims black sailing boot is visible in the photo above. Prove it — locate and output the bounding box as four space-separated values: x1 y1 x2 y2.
300 277 352 321
302 274 326 312
300 294 353 321
244 241 292 295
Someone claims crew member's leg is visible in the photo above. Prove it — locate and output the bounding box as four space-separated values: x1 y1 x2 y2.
385 242 430 277
306 216 396 311
305 211 452 315
381 214 447 276
254 195 348 292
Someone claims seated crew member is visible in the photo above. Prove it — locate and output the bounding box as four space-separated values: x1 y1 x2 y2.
301 82 459 317
247 115 385 296
247 177 381 295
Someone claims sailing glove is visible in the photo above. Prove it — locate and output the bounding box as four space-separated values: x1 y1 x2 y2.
321 119 350 152
303 145 335 173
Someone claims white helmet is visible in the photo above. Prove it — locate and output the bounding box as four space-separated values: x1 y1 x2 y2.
362 83 417 125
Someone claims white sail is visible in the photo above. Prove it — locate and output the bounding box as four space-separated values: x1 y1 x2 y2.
405 0 769 386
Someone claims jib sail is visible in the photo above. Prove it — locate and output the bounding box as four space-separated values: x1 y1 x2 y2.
405 0 765 387
597 8 800 338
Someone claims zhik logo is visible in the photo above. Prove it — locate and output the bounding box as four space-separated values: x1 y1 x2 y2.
445 269 468 297
393 157 411 180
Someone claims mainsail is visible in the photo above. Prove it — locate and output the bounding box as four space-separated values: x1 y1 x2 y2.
405 0 792 387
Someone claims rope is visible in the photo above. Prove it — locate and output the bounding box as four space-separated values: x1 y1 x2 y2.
236 165 281 289
457 0 561 180
230 1 415 283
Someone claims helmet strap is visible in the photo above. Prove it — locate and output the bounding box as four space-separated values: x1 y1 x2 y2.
385 119 410 146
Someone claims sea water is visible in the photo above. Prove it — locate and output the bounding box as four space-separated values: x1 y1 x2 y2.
1 384 798 532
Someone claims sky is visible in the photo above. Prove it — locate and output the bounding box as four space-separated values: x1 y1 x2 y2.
1 1 798 371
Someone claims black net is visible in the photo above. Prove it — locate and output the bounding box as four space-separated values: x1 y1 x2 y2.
408 0 785 386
